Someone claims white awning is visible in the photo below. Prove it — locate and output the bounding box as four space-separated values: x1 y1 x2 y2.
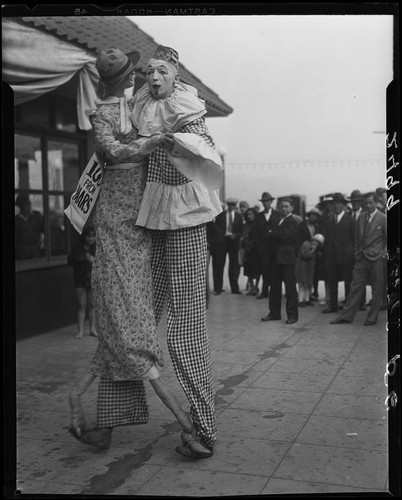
2 18 99 130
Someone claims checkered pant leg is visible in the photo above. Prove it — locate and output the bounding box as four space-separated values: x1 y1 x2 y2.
151 231 169 325
96 378 149 428
152 225 217 449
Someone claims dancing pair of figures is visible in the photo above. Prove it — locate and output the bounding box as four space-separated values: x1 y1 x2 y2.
69 45 223 459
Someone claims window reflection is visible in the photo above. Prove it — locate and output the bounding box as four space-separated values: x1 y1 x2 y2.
15 193 45 260
54 97 77 133
47 141 80 192
49 195 68 256
15 134 42 190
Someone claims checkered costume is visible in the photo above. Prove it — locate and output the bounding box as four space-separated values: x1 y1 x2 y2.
148 118 218 449
97 379 149 428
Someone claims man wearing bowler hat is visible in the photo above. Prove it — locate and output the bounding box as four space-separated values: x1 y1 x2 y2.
254 192 281 299
322 192 356 313
212 198 244 294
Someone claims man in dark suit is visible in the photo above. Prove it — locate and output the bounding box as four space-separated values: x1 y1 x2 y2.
261 198 299 324
331 192 387 326
322 192 355 313
350 189 365 221
375 187 388 310
350 189 367 310
254 192 281 299
212 197 244 294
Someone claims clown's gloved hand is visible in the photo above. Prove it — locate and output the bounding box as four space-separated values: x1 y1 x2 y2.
138 133 174 156
159 133 174 151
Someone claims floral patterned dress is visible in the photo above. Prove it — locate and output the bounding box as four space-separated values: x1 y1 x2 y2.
89 101 164 381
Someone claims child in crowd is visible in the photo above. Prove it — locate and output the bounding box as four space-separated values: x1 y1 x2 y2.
68 225 97 339
295 233 325 307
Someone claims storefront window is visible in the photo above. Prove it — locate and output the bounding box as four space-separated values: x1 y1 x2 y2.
15 134 42 190
15 92 87 269
15 193 45 261
47 140 80 192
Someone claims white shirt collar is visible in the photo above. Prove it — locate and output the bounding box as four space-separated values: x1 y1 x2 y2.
279 213 291 225
264 208 272 220
336 210 345 223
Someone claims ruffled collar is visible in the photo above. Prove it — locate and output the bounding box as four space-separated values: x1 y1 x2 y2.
129 82 206 137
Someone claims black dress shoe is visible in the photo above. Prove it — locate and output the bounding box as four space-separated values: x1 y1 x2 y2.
330 318 350 325
285 319 297 325
359 306 367 311
261 315 281 322
213 291 221 296
256 293 268 299
322 307 337 313
364 320 376 326
232 291 242 295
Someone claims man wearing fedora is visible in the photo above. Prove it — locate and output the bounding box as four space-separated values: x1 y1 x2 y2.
350 189 365 221
323 192 356 313
375 187 387 213
254 192 281 299
350 189 367 310
212 198 244 295
330 191 387 326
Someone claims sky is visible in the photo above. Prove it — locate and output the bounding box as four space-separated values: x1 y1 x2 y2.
132 14 394 209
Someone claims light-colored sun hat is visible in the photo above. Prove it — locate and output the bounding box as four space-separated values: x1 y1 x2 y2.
313 233 325 246
306 207 321 217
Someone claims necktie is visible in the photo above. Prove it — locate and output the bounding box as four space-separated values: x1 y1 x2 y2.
228 212 233 233
363 213 370 237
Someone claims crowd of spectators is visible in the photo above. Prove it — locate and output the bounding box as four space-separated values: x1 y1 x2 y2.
207 187 389 326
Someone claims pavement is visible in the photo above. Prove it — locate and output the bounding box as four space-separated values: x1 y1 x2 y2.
14 273 389 496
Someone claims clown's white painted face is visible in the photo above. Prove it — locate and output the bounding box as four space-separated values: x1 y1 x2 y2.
146 59 178 99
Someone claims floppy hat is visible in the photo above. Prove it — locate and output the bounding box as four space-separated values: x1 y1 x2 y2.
259 192 275 202
96 48 140 88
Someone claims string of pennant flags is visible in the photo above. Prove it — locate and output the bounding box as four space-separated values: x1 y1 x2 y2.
225 159 384 171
